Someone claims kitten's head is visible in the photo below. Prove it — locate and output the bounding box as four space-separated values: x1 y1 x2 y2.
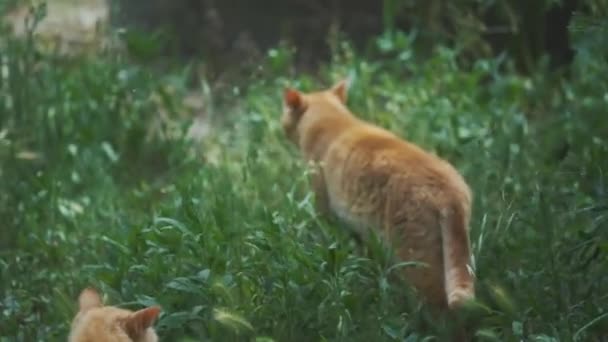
281 79 349 144
68 287 161 342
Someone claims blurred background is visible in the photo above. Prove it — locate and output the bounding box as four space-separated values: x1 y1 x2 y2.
2 0 592 73
1 0 608 341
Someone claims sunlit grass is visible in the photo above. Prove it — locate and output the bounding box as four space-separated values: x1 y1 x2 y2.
1 9 608 342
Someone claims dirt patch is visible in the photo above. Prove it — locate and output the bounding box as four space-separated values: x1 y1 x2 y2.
3 0 112 56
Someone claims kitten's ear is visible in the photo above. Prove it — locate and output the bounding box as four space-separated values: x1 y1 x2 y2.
125 306 161 338
78 287 102 312
284 88 304 111
330 79 349 104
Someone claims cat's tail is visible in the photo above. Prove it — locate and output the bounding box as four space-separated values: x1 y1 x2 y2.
441 204 475 309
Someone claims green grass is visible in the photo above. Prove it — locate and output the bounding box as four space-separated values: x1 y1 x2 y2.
1 9 608 342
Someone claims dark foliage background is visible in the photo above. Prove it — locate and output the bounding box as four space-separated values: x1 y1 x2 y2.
111 0 595 72
1 0 608 341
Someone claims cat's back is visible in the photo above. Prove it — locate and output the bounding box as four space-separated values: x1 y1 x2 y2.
327 120 471 207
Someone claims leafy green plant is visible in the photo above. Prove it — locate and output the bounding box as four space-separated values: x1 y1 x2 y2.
1 3 607 342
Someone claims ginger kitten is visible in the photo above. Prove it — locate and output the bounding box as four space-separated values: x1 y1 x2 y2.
68 287 161 342
280 80 475 310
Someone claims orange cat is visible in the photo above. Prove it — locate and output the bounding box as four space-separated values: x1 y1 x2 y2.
280 80 475 309
68 287 161 342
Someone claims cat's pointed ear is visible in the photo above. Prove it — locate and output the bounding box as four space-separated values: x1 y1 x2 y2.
330 79 349 104
78 287 102 312
125 306 161 338
284 87 304 111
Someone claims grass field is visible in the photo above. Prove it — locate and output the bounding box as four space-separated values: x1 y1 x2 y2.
1 7 608 342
